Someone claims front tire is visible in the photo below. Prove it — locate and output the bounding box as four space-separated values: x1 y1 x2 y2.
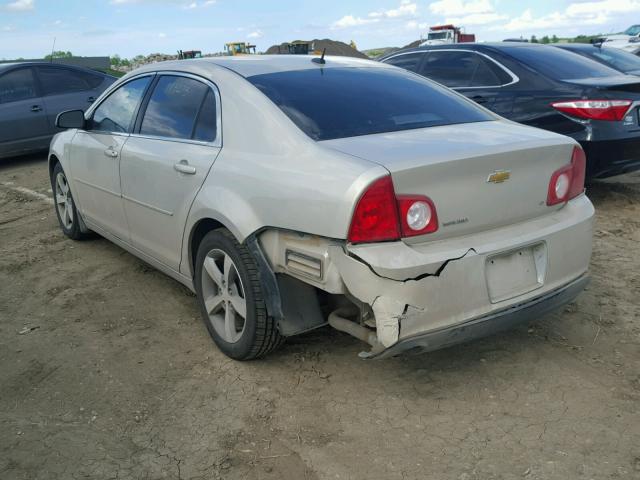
51 162 87 240
194 229 284 360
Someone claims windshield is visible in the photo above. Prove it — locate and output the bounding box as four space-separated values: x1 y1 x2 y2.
247 67 494 141
502 45 622 80
624 25 640 36
428 31 450 40
588 47 640 73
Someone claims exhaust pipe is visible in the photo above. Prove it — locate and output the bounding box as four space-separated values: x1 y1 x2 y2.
328 308 384 354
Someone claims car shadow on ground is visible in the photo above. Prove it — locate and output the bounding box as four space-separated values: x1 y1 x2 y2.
0 152 48 171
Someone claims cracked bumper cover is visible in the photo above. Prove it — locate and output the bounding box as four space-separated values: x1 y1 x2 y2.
329 195 594 355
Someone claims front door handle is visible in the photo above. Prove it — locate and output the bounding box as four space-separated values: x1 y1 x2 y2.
31 105 42 112
104 147 119 158
174 160 196 175
471 95 489 104
87 96 96 104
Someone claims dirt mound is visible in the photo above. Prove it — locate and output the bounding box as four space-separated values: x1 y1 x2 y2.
266 39 369 59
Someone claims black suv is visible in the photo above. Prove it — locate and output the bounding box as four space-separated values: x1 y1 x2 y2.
380 43 640 178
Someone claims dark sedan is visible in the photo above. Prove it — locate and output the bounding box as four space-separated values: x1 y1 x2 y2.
380 43 640 178
0 62 115 159
554 43 640 76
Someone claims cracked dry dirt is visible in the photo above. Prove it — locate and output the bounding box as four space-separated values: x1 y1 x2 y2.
1 155 639 480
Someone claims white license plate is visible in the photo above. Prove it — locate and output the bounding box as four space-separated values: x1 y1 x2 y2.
485 244 546 304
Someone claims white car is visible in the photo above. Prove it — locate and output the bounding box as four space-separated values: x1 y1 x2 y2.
49 55 594 360
599 25 640 55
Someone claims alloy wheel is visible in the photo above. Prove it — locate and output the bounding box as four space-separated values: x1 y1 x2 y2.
200 249 247 343
55 172 73 230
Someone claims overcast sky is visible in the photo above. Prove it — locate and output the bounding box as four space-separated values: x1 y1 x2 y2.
0 0 638 59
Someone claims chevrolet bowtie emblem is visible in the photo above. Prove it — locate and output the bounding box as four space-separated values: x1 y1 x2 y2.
487 170 511 184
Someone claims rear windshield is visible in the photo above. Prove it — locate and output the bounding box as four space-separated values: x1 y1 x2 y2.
585 47 640 73
502 46 622 80
247 67 493 141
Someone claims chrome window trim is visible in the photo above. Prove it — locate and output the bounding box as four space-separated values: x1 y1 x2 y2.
83 72 156 135
130 71 222 148
383 48 520 89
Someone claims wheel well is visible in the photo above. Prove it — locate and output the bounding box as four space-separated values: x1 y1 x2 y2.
190 218 225 275
48 155 60 179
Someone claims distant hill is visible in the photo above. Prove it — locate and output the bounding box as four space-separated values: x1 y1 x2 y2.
361 47 399 59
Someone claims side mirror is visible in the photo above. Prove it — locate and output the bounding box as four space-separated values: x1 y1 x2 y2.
56 110 86 129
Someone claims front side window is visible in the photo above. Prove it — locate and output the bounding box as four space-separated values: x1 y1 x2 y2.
139 76 208 140
0 68 37 103
248 67 494 141
624 25 640 36
384 53 425 73
92 76 151 133
36 66 92 96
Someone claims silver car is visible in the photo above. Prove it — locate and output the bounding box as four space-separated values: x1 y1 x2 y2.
48 55 594 360
0 62 115 159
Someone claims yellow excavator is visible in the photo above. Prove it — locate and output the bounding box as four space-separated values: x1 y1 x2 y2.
224 42 257 56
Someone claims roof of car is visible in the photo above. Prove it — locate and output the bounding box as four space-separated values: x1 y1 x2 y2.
132 54 387 78
379 41 560 61
0 61 109 73
553 43 598 50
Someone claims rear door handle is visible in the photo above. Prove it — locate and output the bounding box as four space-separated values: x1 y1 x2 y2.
471 95 489 104
174 160 196 175
31 105 42 112
87 96 96 104
104 147 119 158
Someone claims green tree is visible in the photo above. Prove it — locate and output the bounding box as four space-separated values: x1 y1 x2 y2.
541 35 550 44
45 50 73 60
551 35 559 43
530 35 539 43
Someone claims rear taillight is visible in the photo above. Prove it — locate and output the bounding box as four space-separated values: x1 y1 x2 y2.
547 146 586 206
348 175 439 244
397 196 439 237
348 176 400 243
551 99 632 121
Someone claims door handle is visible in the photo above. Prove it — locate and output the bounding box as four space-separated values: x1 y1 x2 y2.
174 160 196 175
471 95 488 104
31 105 42 112
87 96 96 104
104 148 119 158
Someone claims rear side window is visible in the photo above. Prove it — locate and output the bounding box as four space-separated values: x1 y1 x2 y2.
419 51 479 87
502 46 621 80
193 90 217 142
0 68 37 103
92 76 151 133
384 53 425 73
36 66 103 95
140 76 208 140
248 67 493 141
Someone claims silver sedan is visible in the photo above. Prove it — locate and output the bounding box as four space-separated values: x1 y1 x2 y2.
48 55 594 360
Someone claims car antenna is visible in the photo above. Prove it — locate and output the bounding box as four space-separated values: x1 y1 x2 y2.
312 48 326 65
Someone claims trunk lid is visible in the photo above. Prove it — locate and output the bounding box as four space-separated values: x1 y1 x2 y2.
563 75 640 94
320 120 577 243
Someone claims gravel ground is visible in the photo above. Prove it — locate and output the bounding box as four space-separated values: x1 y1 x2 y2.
1 155 639 480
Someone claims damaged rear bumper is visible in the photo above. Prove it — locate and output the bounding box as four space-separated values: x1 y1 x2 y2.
328 195 594 356
371 274 588 358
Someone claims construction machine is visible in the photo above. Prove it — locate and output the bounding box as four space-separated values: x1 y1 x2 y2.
177 50 202 59
224 42 257 56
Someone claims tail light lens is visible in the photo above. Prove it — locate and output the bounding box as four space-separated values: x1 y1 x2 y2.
547 146 586 206
397 196 439 237
348 176 400 243
348 175 439 244
551 99 632 121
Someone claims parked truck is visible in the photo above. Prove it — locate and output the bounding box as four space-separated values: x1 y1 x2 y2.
420 24 475 46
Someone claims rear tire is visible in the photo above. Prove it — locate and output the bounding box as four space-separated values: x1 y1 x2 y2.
194 229 284 360
51 162 88 240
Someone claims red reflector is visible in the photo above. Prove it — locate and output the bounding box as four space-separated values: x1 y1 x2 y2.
547 146 586 206
551 99 632 121
348 176 400 244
